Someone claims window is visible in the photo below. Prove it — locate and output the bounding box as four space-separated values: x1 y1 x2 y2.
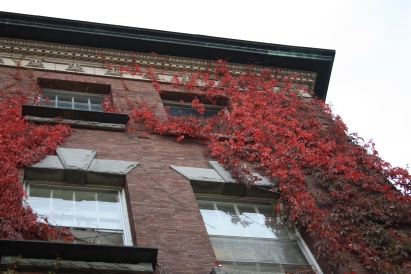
23 78 129 129
26 183 131 246
35 78 111 112
159 90 228 118
197 197 319 273
163 100 222 118
37 89 104 112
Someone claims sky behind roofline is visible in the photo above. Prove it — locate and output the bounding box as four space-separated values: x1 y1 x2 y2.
1 0 410 168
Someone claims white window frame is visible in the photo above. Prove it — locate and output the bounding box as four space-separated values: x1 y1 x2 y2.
24 182 133 246
196 195 323 273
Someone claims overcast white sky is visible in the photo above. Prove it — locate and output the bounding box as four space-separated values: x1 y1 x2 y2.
2 0 411 168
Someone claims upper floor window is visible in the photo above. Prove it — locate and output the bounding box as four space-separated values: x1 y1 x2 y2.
35 78 111 112
159 90 228 118
197 197 319 273
38 89 104 112
163 100 222 118
23 78 129 130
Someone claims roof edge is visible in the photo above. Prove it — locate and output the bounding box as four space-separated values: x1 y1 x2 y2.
0 11 335 100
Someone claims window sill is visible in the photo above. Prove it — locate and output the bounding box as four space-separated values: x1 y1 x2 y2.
0 239 157 273
25 115 126 131
1 256 153 274
22 105 129 131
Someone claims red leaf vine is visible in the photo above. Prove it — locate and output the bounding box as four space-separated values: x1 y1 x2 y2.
0 86 72 241
122 60 411 273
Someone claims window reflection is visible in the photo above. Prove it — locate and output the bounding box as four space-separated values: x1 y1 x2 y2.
28 184 121 230
198 200 289 239
197 198 310 272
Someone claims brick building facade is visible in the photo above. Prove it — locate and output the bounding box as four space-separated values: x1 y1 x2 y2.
0 11 370 274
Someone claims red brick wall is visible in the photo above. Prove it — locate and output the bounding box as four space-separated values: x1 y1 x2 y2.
63 131 217 273
0 68 217 273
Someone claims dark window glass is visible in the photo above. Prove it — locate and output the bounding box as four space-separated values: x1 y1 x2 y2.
166 106 219 118
163 101 222 118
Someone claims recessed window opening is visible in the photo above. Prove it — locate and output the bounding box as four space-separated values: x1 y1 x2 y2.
160 91 227 118
163 100 223 118
35 78 112 113
38 89 105 112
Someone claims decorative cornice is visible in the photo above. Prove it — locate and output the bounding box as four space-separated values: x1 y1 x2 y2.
0 37 317 89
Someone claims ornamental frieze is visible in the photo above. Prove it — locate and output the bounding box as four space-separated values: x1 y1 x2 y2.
26 59 44 68
66 63 84 72
105 67 121 76
0 38 316 91
0 38 316 82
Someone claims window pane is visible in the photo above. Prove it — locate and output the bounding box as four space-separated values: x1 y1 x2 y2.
215 203 248 237
97 191 122 230
89 97 104 105
28 185 123 231
74 102 90 111
74 96 89 104
198 201 226 235
210 237 308 265
40 91 57 106
90 104 103 111
237 204 290 239
98 191 118 203
199 200 290 239
236 204 272 238
55 94 73 102
30 186 51 198
165 106 219 118
29 187 51 216
57 101 73 109
75 190 98 228
29 199 50 216
166 106 197 117
256 206 290 239
51 188 74 227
